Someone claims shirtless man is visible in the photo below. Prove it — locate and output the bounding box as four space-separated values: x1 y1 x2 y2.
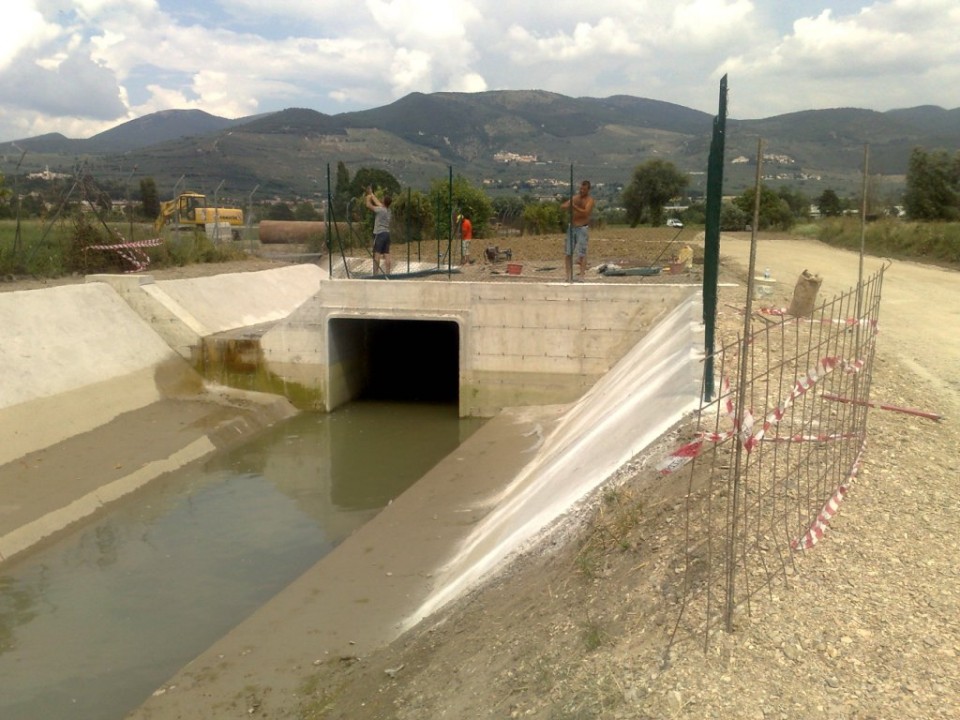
561 180 595 282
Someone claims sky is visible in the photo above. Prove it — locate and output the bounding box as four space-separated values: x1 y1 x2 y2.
1 0 959 143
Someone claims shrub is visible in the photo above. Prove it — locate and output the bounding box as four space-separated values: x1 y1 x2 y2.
817 218 960 265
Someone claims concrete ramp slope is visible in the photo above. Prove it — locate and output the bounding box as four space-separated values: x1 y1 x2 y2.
407 291 704 626
152 263 324 336
0 284 184 466
90 264 325 360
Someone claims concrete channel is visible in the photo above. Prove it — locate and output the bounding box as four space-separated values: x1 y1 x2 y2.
0 263 704 715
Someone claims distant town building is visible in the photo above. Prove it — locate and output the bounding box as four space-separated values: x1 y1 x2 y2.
26 165 70 181
493 151 538 163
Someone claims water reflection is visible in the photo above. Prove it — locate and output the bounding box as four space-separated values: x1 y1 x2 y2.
0 401 483 720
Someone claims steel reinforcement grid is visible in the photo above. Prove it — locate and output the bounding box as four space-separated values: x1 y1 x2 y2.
667 265 885 650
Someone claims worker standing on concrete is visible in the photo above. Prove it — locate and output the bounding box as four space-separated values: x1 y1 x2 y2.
459 212 473 265
561 180 595 282
365 186 392 276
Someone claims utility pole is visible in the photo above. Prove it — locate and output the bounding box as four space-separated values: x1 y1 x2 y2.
11 143 27 259
126 164 138 240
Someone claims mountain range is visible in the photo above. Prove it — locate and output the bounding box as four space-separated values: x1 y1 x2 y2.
2 90 958 202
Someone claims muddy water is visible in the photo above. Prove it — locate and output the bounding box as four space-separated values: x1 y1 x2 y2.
0 401 484 720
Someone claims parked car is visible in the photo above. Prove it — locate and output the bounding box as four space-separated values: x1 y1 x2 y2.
666 218 684 228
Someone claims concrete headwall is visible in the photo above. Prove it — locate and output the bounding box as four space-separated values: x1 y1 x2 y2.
91 264 325 359
0 284 185 466
260 280 698 416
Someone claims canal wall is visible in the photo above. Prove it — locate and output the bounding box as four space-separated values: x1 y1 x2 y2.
0 265 321 563
91 264 325 359
261 279 698 416
0 282 186 467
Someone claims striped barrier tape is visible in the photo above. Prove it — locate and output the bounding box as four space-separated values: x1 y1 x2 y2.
657 354 865 474
792 440 867 550
86 238 165 250
756 305 879 332
86 237 164 272
740 355 865 452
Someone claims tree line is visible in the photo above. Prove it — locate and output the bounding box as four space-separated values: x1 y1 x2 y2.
2 147 958 234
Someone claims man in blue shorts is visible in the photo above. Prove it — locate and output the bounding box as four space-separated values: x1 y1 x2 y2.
365 187 392 276
561 180 595 282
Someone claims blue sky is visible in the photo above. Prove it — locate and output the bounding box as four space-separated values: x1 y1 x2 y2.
1 0 958 142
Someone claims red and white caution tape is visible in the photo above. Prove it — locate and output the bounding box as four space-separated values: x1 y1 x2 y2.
792 440 867 550
657 354 865 474
86 238 165 250
755 307 880 335
657 377 736 474
740 355 865 452
760 431 861 444
86 237 164 272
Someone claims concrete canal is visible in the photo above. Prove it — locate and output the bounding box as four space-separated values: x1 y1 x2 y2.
0 401 484 720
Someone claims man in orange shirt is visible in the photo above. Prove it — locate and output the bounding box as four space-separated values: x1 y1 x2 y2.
459 212 473 264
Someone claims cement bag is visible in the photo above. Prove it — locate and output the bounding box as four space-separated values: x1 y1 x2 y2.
787 269 823 317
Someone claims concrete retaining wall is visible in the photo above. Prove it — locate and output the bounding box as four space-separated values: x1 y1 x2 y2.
0 284 185 466
91 264 325 359
0 267 318 563
261 280 698 416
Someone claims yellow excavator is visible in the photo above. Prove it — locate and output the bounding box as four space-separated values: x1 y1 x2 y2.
155 192 244 238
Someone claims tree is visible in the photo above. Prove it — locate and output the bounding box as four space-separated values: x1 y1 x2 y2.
903 147 960 221
266 202 295 220
491 195 526 230
428 175 493 238
733 186 796 230
390 190 434 242
139 177 160 220
344 168 402 224
294 201 320 221
332 161 351 220
622 160 689 227
522 202 563 234
817 189 843 217
349 168 401 199
777 186 811 221
720 202 749 231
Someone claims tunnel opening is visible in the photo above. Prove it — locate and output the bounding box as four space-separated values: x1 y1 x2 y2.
329 317 461 406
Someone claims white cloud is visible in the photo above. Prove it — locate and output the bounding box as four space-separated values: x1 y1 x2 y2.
506 18 645 63
2 1 960 141
718 1 960 115
1 2 63 71
669 0 756 44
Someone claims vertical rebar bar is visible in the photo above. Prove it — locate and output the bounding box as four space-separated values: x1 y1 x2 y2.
725 137 764 631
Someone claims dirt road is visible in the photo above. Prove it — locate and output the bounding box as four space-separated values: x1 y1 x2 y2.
719 232 960 418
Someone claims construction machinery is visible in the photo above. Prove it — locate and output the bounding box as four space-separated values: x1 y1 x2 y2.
155 192 244 238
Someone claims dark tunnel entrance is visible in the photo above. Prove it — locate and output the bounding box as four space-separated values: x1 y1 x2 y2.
329 317 461 405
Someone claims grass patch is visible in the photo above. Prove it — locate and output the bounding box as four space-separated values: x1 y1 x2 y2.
574 485 645 580
581 616 609 652
0 217 248 277
817 217 960 266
